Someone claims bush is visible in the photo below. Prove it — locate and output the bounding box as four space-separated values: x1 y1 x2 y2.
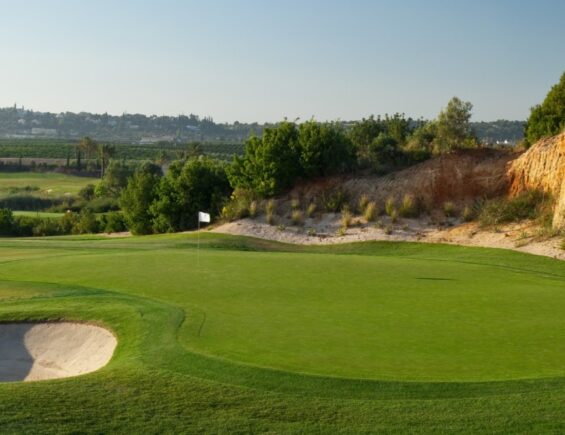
0 208 15 235
306 202 317 218
73 210 100 234
221 189 254 221
443 201 457 218
399 194 418 218
385 197 396 217
462 205 474 222
341 206 352 228
358 194 370 213
478 190 548 227
265 200 276 225
364 201 377 222
291 209 304 226
0 195 60 211
84 197 120 213
291 197 301 210
100 212 127 233
390 209 399 224
321 189 347 213
248 200 258 218
78 184 96 201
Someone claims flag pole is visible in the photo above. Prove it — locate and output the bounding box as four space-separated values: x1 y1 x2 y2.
197 213 200 267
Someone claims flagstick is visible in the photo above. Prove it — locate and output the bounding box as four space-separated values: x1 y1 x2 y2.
197 215 200 267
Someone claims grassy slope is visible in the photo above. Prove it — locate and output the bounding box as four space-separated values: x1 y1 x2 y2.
0 172 98 197
0 234 564 433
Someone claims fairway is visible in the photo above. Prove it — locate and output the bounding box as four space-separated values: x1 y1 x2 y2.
0 172 98 197
0 233 565 432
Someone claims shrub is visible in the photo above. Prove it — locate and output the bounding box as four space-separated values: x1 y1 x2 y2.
291 209 304 226
0 195 60 211
341 206 352 228
478 190 548 227
249 200 258 218
221 188 253 221
307 228 316 237
266 199 276 225
399 194 418 218
32 218 63 237
73 210 99 234
390 209 399 224
462 205 474 222
84 197 120 213
291 197 301 210
443 201 457 218
0 208 15 235
101 212 127 233
78 184 96 201
306 202 317 218
358 194 370 213
385 197 396 217
364 201 377 222
321 189 347 213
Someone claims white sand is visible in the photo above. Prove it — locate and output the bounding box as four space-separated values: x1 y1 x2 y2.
0 322 117 382
213 216 565 261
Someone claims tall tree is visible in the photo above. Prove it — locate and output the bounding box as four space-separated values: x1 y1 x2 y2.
525 71 565 146
433 97 476 153
98 143 116 177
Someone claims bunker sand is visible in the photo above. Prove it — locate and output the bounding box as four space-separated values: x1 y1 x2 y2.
0 322 116 382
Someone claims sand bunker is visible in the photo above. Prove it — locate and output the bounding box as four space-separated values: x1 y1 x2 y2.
0 322 117 382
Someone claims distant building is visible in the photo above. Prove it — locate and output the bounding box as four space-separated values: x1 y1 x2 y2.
31 128 57 136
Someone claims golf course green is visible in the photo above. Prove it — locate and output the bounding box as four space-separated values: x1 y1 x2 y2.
1 233 564 432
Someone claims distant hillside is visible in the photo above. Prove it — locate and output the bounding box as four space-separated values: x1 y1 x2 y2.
471 120 524 144
0 106 523 145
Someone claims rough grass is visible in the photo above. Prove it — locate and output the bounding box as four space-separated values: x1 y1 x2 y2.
0 234 564 432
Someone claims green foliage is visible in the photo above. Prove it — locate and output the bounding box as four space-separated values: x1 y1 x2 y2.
462 205 475 222
320 189 347 213
525 71 565 146
434 97 477 153
95 161 133 198
298 120 355 177
221 189 254 221
306 202 317 218
364 201 377 222
358 194 370 214
265 199 276 225
443 201 457 218
291 209 304 226
478 190 549 227
228 122 301 196
99 212 127 233
385 197 396 217
78 184 96 201
151 157 231 232
340 206 352 228
398 194 419 218
0 208 14 235
120 165 162 235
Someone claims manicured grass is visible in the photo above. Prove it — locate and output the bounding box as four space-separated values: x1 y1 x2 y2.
0 233 564 432
0 172 98 197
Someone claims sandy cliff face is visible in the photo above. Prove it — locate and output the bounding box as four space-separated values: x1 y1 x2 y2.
291 149 515 210
288 134 565 228
508 133 565 228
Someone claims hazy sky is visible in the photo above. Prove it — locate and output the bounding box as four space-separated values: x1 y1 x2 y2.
1 0 564 122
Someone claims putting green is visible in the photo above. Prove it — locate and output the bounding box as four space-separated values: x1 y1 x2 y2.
0 234 563 382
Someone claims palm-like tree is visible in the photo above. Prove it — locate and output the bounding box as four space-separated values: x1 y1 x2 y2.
98 144 116 177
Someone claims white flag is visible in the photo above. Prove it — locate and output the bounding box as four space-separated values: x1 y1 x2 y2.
198 211 211 223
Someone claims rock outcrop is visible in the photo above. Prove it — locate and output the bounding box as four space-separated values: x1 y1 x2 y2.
508 132 565 228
